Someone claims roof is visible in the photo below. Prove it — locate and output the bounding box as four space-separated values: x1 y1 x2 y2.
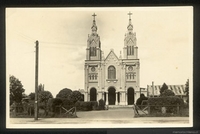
104 49 119 61
147 85 186 96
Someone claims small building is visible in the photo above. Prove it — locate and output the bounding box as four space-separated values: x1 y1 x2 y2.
147 85 187 102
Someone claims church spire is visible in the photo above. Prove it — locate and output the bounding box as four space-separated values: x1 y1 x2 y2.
91 13 97 34
123 11 137 59
86 13 101 61
127 11 133 32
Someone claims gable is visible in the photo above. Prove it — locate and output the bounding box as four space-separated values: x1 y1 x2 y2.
104 50 120 65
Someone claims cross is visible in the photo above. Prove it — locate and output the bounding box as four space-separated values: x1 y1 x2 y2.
92 13 97 20
128 11 132 20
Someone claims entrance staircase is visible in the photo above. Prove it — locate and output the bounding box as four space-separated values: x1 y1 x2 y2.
107 105 133 109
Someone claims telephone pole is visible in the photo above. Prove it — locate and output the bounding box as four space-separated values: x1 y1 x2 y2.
35 40 39 120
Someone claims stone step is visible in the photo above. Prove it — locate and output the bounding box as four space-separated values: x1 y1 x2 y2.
106 105 133 109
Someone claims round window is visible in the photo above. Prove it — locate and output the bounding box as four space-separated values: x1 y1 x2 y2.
91 67 95 72
128 66 133 71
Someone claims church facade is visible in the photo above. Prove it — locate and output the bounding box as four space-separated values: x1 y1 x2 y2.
84 13 140 105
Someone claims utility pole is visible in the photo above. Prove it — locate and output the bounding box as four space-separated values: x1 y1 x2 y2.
152 81 154 97
35 40 39 120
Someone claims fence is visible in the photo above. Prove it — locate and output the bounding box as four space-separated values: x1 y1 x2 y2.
10 105 34 116
135 103 182 116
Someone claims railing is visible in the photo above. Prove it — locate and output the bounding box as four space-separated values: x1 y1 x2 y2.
55 106 77 117
10 105 77 117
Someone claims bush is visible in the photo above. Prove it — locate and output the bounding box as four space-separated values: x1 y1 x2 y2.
148 96 184 115
47 98 76 114
75 101 97 111
69 91 83 104
56 88 72 99
90 101 98 110
160 89 175 97
80 102 93 111
61 98 74 109
51 98 63 114
98 99 105 110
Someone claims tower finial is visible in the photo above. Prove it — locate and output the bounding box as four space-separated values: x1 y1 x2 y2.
127 11 133 31
91 13 97 33
128 11 132 20
92 13 97 21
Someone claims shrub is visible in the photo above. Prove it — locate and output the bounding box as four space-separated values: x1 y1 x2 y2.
61 98 74 109
98 99 105 110
75 101 98 111
90 101 98 110
148 96 184 115
69 91 83 104
51 98 63 114
80 102 93 111
56 88 72 99
160 89 175 97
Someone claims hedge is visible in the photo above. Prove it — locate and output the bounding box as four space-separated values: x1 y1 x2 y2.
75 101 95 111
48 99 106 113
148 96 184 114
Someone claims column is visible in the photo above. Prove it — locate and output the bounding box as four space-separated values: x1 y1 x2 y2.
84 92 87 101
115 92 118 105
97 92 99 101
106 92 108 105
125 92 127 105
88 93 90 101
102 92 104 100
99 65 101 92
119 92 121 105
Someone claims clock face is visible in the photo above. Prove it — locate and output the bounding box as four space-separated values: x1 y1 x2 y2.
128 66 133 71
91 67 95 72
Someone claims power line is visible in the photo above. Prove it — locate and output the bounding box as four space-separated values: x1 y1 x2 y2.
40 41 85 46
14 30 36 43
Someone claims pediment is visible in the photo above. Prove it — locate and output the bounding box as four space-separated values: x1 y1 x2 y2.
104 50 120 65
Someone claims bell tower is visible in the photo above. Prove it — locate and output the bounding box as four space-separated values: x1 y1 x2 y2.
86 13 102 61
123 12 138 59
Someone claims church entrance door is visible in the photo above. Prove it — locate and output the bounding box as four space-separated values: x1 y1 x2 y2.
127 87 135 105
90 88 97 101
108 87 116 105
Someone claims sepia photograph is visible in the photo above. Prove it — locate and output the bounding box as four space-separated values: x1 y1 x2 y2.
6 7 193 128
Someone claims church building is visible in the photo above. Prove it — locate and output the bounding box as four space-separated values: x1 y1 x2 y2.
84 12 140 105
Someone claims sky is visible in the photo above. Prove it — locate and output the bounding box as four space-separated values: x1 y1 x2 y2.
6 7 193 97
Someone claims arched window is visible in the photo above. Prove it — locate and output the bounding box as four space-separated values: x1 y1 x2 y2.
132 46 134 55
108 66 116 79
90 47 96 56
127 46 134 55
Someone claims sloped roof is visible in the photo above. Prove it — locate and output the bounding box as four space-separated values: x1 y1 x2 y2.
105 49 119 61
147 85 186 96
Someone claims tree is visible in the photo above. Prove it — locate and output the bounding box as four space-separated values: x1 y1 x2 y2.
160 89 175 97
9 75 25 105
29 92 35 100
160 83 168 94
38 83 44 92
185 79 189 103
69 90 83 104
38 90 53 115
56 88 72 99
136 94 148 108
